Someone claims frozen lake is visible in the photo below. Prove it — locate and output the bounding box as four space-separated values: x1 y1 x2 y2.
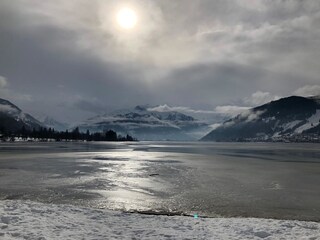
0 141 319 221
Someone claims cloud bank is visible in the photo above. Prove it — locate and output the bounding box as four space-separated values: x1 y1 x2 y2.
1 0 320 122
293 85 320 97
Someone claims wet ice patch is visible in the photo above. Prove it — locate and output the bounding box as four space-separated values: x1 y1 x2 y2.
265 181 282 190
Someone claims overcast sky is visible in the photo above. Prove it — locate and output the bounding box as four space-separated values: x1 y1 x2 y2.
1 0 320 123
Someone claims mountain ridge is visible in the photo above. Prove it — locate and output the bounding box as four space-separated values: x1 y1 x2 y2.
0 98 43 132
201 96 320 142
76 105 211 141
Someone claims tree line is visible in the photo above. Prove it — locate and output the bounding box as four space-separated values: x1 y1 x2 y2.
0 126 136 142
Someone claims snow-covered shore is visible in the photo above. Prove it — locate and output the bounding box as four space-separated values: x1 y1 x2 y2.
0 200 319 240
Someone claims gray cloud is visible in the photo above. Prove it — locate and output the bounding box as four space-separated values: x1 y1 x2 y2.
244 91 280 106
0 76 7 88
293 85 320 97
0 0 319 122
147 104 216 114
214 105 250 117
73 98 109 114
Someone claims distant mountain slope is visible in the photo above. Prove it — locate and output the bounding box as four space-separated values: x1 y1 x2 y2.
76 105 211 141
0 98 43 132
37 115 69 131
201 96 320 142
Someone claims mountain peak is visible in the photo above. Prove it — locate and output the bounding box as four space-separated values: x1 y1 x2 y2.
0 98 43 132
0 98 22 113
134 105 147 111
76 104 210 141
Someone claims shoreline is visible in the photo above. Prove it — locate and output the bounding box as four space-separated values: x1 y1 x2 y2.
1 200 319 239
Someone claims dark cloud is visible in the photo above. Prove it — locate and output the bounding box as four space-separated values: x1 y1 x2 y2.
0 0 319 123
73 99 107 114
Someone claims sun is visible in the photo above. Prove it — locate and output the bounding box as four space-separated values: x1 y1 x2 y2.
116 8 137 29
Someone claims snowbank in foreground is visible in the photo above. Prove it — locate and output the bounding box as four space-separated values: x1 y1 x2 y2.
0 200 319 240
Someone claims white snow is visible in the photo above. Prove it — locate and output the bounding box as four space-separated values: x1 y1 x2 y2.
210 123 222 130
0 200 319 240
281 120 302 132
295 110 320 133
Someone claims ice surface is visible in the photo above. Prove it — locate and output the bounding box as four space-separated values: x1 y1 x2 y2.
0 200 319 240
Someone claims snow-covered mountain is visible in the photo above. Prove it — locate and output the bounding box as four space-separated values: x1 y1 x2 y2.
202 96 320 142
36 115 69 131
0 98 43 132
76 105 211 140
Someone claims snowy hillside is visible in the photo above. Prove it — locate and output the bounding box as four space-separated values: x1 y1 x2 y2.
36 115 69 131
202 96 320 142
76 105 211 141
0 98 43 132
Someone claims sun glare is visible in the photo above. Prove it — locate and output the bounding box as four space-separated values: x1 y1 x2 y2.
116 8 137 29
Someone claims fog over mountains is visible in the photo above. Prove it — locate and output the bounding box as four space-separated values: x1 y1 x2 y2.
35 115 69 132
75 105 212 141
0 99 213 140
202 96 320 142
2 96 320 142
